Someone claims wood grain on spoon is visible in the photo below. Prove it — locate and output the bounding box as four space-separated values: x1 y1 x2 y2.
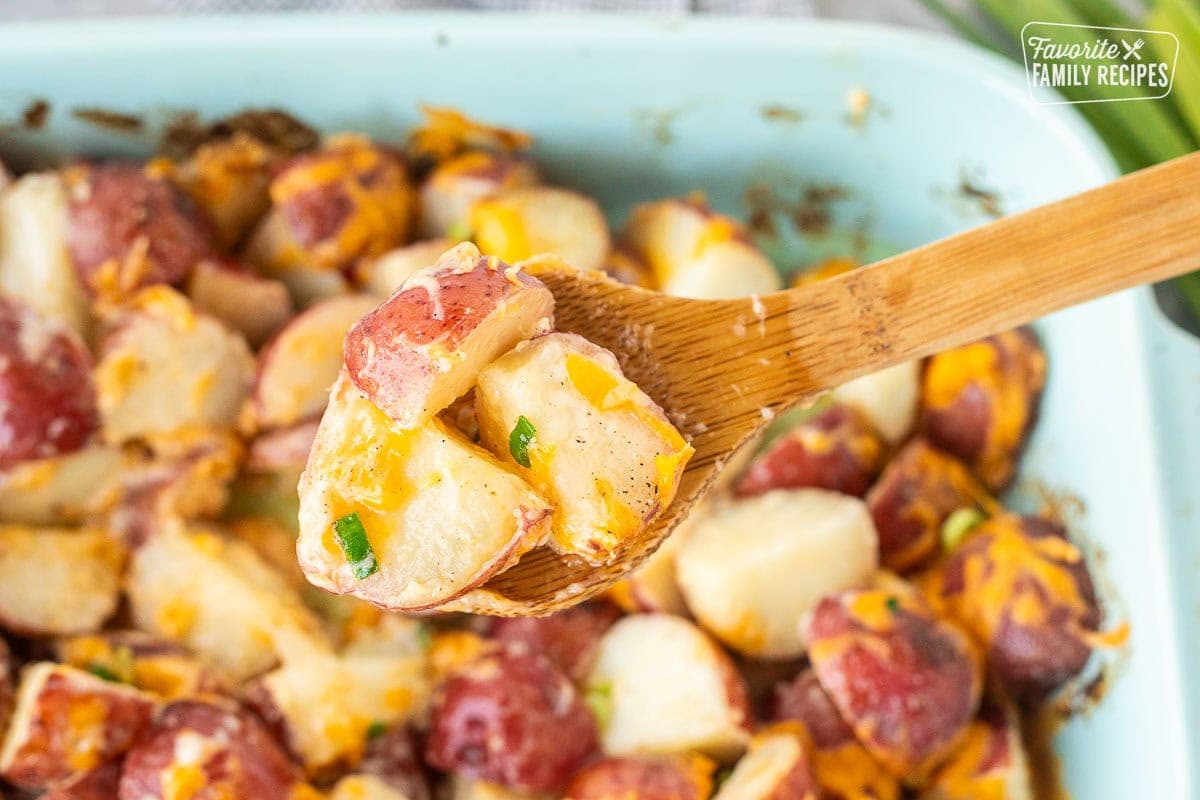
461 150 1200 614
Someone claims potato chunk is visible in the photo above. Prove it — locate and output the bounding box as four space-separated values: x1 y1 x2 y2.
94 286 255 442
476 332 692 562
832 361 921 445
298 371 552 611
419 151 538 239
470 186 609 272
566 755 715 800
0 526 124 636
0 445 125 525
186 258 294 347
344 243 554 429
126 521 325 681
355 238 453 298
0 663 157 790
0 172 92 339
250 294 378 431
713 726 820 800
920 698 1032 800
585 614 751 761
675 489 878 659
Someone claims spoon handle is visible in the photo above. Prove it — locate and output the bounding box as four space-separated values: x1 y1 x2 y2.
749 150 1200 408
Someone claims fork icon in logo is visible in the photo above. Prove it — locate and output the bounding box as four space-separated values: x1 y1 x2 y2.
1122 37 1146 60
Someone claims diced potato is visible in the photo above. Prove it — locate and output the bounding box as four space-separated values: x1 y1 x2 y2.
449 776 556 800
126 520 325 681
249 294 378 432
166 131 281 249
675 489 879 659
486 600 621 680
921 698 1032 800
805 590 982 781
471 186 610 272
39 759 123 800
419 151 539 239
919 328 1046 491
475 332 693 562
0 526 124 636
713 726 820 800
243 133 415 277
566 755 715 800
344 243 554 429
832 361 921 445
246 419 320 473
329 774 412 800
358 724 432 800
186 258 294 346
607 525 689 616
0 663 157 790
0 172 91 339
586 614 751 762
298 371 552 611
55 630 229 701
355 238 453 298
246 640 429 776
94 286 255 442
620 197 780 299
0 445 126 525
117 698 305 799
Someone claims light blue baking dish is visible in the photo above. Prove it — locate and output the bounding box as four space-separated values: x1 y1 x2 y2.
0 14 1193 797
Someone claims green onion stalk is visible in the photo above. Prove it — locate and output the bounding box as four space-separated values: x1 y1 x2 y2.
917 0 1200 324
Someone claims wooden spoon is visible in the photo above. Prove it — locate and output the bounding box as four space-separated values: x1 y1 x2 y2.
453 150 1200 615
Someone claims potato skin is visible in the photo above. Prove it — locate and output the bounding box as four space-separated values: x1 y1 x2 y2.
805 590 982 781
39 759 123 800
344 243 554 428
485 600 621 680
565 755 715 800
735 405 883 499
0 663 158 790
923 515 1104 704
0 297 98 467
770 670 900 800
359 725 433 800
266 134 415 272
118 699 303 800
425 650 598 792
67 162 215 299
919 328 1046 491
865 439 991 573
921 697 1031 800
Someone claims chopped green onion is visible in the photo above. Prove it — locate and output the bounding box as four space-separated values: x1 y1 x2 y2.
941 507 987 552
88 663 121 683
508 416 537 468
366 720 388 741
447 220 473 242
414 622 434 652
334 512 379 580
584 681 613 730
885 596 901 615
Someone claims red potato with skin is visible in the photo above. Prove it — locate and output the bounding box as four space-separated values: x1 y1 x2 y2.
298 370 552 611
922 514 1109 704
0 297 99 467
805 590 982 782
0 663 158 790
425 650 598 793
186 258 295 347
770 669 900 800
735 405 884 499
713 726 820 800
246 418 320 472
866 439 992 573
344 242 555 429
486 600 622 680
117 699 304 800
359 725 433 800
470 186 610 272
565 755 716 800
586 614 751 762
250 294 378 431
93 286 255 443
419 151 539 239
0 526 124 636
65 161 215 300
920 697 1032 800
919 328 1046 491
0 172 92 339
244 133 415 277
